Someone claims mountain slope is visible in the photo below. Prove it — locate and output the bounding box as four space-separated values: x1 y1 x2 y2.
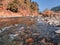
51 6 60 11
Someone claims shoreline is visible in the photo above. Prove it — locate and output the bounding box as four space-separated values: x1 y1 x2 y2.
0 17 36 28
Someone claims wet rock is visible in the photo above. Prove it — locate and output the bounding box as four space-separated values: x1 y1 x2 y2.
0 17 60 45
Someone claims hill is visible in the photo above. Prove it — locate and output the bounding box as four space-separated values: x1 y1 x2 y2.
51 6 60 11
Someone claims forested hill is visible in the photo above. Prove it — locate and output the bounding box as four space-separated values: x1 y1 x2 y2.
51 6 60 11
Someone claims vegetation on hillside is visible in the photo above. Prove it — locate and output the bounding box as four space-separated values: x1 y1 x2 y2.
7 0 20 12
51 6 60 11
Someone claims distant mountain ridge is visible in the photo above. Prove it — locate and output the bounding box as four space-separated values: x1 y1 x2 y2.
51 6 60 11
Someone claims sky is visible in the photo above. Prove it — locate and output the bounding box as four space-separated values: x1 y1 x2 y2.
32 0 60 12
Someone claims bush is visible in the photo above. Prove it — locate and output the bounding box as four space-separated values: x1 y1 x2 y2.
7 0 20 12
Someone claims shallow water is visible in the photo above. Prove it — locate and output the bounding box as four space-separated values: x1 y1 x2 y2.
0 21 60 45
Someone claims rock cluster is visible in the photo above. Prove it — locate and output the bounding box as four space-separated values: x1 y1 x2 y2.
0 19 60 45
38 9 60 26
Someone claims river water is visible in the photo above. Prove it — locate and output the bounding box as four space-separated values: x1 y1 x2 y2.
0 17 60 45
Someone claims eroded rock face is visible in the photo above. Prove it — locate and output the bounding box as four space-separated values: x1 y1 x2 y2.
43 10 54 17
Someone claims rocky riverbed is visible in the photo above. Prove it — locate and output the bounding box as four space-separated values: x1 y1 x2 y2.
0 16 60 45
